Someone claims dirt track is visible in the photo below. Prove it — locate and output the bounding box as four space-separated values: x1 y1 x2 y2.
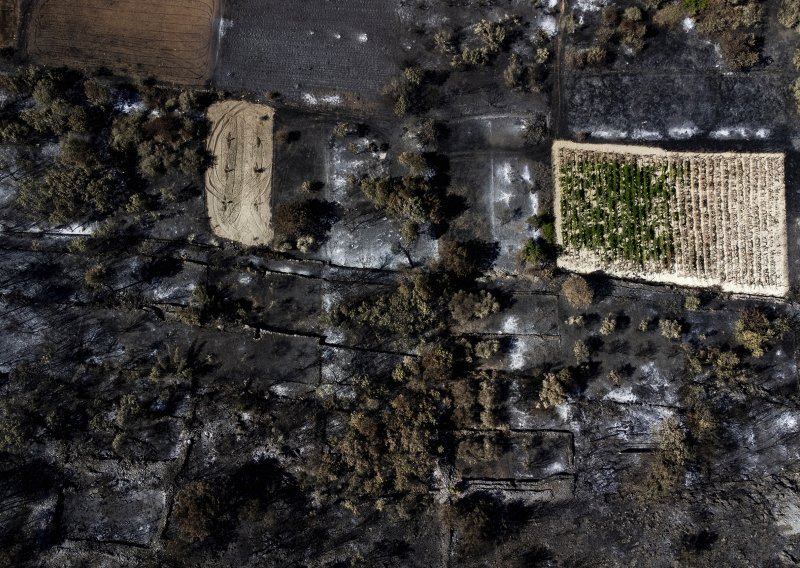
205 101 274 246
26 0 220 85
554 141 789 297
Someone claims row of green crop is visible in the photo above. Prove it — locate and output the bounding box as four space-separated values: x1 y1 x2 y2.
559 157 682 267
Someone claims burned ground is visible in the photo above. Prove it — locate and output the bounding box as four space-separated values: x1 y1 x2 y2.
214 0 402 101
2 0 800 566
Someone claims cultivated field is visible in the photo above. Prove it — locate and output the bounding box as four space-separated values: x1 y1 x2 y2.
0 0 19 48
26 0 220 85
205 101 274 246
553 141 789 296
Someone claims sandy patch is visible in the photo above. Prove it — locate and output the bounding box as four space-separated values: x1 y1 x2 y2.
553 141 789 297
205 101 274 246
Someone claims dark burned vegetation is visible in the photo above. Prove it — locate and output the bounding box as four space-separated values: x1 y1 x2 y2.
568 0 763 70
0 66 210 224
2 0 800 564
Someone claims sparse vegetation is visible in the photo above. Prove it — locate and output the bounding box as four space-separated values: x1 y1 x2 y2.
562 275 594 310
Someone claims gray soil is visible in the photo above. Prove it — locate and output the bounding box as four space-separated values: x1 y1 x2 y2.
4 0 800 566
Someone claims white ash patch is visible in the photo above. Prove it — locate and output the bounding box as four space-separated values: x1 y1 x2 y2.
538 15 557 37
521 164 532 184
590 129 628 139
668 124 699 139
508 340 527 370
40 141 60 159
682 17 695 31
34 222 98 235
604 386 637 403
238 274 253 285
499 161 514 184
357 33 368 43
218 18 233 38
114 99 145 114
574 0 608 11
302 93 342 106
776 412 799 433
153 283 194 302
530 192 540 214
502 315 521 334
631 129 661 140
774 493 800 536
270 384 292 397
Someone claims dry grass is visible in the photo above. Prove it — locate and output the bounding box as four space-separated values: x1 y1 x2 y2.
553 141 789 297
205 101 275 246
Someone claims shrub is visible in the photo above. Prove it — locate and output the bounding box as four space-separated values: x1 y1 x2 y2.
682 0 709 14
599 314 617 336
17 157 117 224
84 78 111 107
272 198 336 247
684 293 701 311
719 31 759 70
449 290 500 324
173 480 221 543
83 264 108 290
734 308 789 358
780 0 800 30
791 78 800 113
639 415 689 498
537 368 571 409
399 152 429 177
566 46 607 69
573 340 590 364
653 3 685 28
519 238 547 266
659 319 682 339
356 175 442 226
503 54 524 90
561 275 593 310
474 20 507 51
474 340 500 359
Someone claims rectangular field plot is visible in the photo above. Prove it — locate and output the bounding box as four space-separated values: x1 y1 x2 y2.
26 0 220 85
205 101 274 246
455 430 574 481
0 0 19 48
553 141 789 296
214 0 399 98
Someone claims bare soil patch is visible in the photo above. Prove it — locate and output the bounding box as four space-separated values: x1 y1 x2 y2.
26 0 220 85
0 0 19 48
554 140 789 296
205 101 274 246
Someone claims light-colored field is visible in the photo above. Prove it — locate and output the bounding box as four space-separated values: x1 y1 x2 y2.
205 101 274 246
553 141 789 297
26 0 219 85
0 0 19 48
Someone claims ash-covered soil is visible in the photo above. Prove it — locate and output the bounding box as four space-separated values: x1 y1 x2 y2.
2 0 800 566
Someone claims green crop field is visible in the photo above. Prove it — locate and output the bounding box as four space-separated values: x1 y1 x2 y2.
559 159 682 268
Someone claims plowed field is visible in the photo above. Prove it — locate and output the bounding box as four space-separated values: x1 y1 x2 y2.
26 0 220 85
0 0 19 48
